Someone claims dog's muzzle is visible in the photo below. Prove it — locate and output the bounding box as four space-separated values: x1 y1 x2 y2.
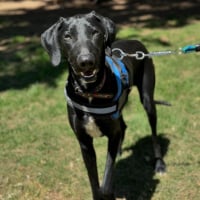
76 54 99 83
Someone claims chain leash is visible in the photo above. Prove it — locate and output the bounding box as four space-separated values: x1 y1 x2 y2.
112 44 200 60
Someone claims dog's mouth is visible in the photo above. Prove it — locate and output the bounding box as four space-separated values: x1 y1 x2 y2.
80 69 98 83
81 69 97 78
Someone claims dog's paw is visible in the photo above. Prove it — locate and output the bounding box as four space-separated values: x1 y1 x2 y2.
155 158 166 174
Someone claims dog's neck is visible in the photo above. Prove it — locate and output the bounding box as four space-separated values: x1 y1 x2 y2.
68 64 117 103
80 67 106 91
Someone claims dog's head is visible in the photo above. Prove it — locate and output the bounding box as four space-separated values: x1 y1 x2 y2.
41 11 116 84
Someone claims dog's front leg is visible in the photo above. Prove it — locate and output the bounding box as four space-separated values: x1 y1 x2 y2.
67 108 100 199
79 137 100 200
100 133 121 200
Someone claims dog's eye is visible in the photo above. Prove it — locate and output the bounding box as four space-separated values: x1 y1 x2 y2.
64 33 72 40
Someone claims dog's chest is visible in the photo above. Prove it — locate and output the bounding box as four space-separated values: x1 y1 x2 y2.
84 116 102 138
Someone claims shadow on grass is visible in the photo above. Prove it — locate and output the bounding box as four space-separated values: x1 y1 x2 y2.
115 134 170 200
0 40 67 91
0 63 66 92
0 0 199 92
0 0 200 41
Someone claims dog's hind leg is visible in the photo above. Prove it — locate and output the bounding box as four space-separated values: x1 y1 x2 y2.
136 58 166 173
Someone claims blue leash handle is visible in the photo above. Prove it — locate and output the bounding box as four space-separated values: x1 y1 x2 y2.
181 44 200 53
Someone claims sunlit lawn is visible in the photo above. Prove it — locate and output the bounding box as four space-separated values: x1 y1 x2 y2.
0 16 200 200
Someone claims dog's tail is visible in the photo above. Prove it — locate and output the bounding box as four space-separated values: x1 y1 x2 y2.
154 100 172 106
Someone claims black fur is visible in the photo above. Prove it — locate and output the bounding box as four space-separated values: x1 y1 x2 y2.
41 11 166 200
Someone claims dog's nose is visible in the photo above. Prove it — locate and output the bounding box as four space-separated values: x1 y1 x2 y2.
77 54 95 69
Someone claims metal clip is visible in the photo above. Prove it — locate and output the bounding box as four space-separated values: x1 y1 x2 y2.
112 48 126 60
135 51 147 60
112 48 141 60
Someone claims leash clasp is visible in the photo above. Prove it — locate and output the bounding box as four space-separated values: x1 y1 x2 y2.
112 48 147 60
112 48 126 60
112 48 143 60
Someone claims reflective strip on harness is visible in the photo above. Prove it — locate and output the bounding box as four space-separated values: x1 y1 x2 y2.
65 89 117 115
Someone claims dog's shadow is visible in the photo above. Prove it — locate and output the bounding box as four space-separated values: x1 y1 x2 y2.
114 134 170 200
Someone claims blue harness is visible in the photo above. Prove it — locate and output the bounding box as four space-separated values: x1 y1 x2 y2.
105 56 129 100
65 56 130 119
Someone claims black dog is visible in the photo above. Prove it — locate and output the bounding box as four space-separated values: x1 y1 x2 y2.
41 11 166 200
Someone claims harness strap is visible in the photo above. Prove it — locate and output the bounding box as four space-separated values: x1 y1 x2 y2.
106 56 122 101
65 89 117 115
105 56 129 101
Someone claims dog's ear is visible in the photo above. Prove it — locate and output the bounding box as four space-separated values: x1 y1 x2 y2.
89 11 116 46
41 17 64 66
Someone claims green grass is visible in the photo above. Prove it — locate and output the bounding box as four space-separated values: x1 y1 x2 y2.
0 20 200 200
